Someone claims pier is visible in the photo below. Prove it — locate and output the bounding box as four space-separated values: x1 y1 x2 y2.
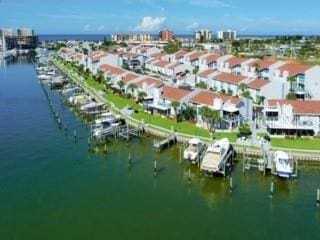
153 133 177 151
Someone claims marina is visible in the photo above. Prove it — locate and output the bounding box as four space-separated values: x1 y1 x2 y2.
1 54 320 239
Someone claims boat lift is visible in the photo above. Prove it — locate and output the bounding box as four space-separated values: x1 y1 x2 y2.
242 141 298 178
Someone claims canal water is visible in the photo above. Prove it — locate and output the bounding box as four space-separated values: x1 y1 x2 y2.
0 57 319 239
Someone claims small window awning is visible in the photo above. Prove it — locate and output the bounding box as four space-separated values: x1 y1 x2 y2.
223 105 239 113
147 103 170 111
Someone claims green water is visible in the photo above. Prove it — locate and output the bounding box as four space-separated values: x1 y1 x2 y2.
0 57 319 239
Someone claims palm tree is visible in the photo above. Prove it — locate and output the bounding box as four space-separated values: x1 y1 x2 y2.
239 83 248 92
171 101 181 120
256 96 265 106
199 106 219 131
287 76 296 91
117 80 125 95
241 90 252 99
127 83 138 97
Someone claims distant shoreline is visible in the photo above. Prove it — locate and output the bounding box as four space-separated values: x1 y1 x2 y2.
38 34 320 41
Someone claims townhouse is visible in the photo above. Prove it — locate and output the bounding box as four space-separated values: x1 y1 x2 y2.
183 51 206 68
242 59 286 79
219 57 254 75
87 51 119 75
198 53 221 71
99 64 126 85
148 86 194 116
190 90 251 129
264 99 320 136
210 72 248 95
273 63 320 100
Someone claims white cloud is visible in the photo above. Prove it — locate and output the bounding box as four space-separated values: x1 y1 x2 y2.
186 22 199 31
189 0 231 8
134 16 167 32
97 25 105 31
83 24 91 31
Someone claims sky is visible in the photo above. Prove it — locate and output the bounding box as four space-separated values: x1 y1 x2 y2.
1 0 320 35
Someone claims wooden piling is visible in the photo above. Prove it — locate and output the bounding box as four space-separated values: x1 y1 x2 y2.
229 177 233 193
269 181 274 198
317 189 320 207
188 168 191 183
73 129 77 143
154 159 157 176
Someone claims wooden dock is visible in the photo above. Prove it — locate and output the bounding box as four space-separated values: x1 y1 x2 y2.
153 134 177 151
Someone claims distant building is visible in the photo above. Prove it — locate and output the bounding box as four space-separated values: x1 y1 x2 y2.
17 28 34 37
0 28 15 37
217 30 237 41
194 29 212 42
159 29 174 41
129 34 153 42
1 28 38 50
111 34 130 42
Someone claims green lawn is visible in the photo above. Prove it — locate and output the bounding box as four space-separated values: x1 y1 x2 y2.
53 58 320 150
212 132 238 142
271 138 320 151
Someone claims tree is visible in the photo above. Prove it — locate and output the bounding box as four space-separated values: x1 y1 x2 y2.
195 81 208 89
183 106 197 121
137 91 147 102
287 76 296 91
193 66 199 75
200 106 220 131
256 95 265 105
241 90 252 99
238 123 252 137
286 92 297 100
117 80 125 94
171 101 181 120
127 83 138 96
95 70 105 83
164 40 182 54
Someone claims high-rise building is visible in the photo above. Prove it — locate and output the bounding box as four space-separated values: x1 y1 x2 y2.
194 29 212 42
217 30 237 41
111 34 130 42
17 28 34 37
159 29 174 41
0 28 15 37
1 28 38 50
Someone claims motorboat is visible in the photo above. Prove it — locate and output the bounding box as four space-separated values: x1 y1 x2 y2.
80 102 105 114
200 138 232 176
68 95 91 106
183 138 205 162
273 151 293 178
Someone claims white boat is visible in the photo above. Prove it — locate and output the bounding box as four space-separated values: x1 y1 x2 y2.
273 151 293 178
91 122 114 138
38 74 51 80
95 112 121 125
68 95 91 105
200 138 232 176
80 102 104 113
183 138 205 162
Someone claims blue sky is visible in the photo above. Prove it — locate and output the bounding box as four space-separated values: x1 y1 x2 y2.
1 0 320 35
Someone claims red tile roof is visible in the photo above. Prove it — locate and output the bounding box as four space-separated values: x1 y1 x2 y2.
268 100 320 115
225 57 246 68
100 64 126 75
136 77 163 88
91 52 109 62
191 90 241 107
122 73 140 84
161 86 192 102
214 72 247 85
168 62 182 70
247 78 270 90
175 50 188 59
150 52 164 58
198 69 217 78
204 53 220 64
248 59 277 70
154 60 171 68
188 52 205 62
278 63 311 77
